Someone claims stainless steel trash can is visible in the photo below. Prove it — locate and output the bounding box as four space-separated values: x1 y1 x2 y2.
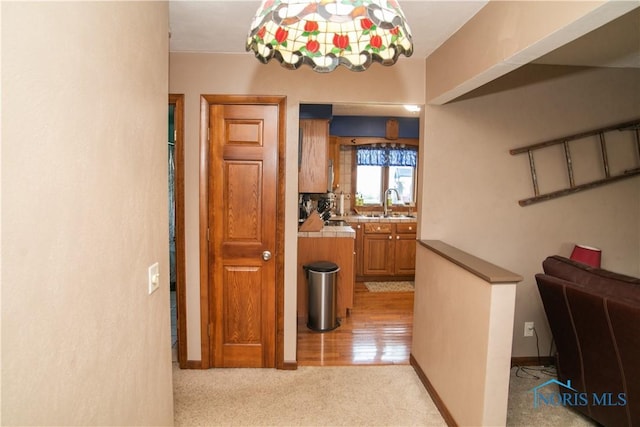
304 261 340 332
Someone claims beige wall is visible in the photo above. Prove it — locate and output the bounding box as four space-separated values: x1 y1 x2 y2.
168 53 425 362
2 2 173 424
412 245 517 426
419 64 640 357
425 0 637 104
168 3 639 365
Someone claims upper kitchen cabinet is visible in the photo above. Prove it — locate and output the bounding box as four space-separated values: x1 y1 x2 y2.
329 135 340 190
299 119 330 193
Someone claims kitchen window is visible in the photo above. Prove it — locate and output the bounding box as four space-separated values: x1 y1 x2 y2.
355 146 417 205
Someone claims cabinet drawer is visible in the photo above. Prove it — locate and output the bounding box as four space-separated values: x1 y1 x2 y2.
364 223 393 234
396 223 417 234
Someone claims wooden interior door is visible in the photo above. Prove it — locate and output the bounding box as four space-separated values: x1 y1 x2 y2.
208 103 278 368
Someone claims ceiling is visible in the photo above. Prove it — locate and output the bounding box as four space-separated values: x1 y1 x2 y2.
533 6 640 69
169 0 489 59
169 1 639 115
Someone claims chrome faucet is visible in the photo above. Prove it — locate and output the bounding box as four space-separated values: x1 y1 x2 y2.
383 188 400 217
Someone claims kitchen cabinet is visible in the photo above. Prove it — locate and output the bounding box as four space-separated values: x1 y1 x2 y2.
363 223 394 276
360 221 416 280
348 222 364 277
394 223 417 276
329 136 341 190
299 119 329 193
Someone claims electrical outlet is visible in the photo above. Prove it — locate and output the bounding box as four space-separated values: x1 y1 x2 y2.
524 321 534 337
148 262 160 295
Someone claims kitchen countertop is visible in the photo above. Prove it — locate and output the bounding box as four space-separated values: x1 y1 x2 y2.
330 214 417 223
298 225 355 238
297 214 417 238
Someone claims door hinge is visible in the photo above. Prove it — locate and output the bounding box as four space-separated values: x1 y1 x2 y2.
207 228 210 241
208 323 214 337
174 129 177 141
207 127 210 141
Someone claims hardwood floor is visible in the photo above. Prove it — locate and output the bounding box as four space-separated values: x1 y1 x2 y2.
297 282 414 366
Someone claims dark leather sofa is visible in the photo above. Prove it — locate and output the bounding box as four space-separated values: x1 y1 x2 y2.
536 255 640 427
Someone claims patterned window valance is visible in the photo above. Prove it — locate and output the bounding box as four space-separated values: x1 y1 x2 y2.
356 147 417 167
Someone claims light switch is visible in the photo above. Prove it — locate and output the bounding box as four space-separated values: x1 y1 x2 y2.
148 262 160 295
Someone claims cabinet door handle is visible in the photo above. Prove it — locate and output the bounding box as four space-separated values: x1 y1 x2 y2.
396 236 400 240
388 235 392 240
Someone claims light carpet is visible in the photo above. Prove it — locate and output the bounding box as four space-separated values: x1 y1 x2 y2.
174 364 598 426
364 281 415 292
507 366 596 426
173 364 445 426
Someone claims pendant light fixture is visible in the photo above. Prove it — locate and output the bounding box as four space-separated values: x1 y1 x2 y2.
246 0 413 72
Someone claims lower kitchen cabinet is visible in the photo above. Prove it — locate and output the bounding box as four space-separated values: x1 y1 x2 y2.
350 222 364 277
357 221 417 281
394 233 417 275
363 223 394 276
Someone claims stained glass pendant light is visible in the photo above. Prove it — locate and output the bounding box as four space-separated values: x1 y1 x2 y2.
246 0 413 72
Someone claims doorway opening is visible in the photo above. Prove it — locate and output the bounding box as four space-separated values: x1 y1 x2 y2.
169 94 187 367
169 104 176 360
296 102 421 366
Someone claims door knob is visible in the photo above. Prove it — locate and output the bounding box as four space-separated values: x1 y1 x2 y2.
262 250 272 261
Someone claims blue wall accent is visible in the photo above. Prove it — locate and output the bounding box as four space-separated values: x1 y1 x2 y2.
299 104 333 119
330 116 419 138
299 104 420 138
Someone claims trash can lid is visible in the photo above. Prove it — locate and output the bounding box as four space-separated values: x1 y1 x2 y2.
303 260 339 272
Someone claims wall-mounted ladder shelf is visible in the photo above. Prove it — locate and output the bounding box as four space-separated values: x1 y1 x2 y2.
510 119 640 206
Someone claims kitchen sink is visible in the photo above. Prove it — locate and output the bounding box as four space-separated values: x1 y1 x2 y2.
354 213 384 218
